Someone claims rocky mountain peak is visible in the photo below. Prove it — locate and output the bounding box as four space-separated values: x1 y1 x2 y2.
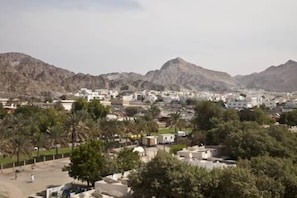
161 57 187 70
285 59 297 65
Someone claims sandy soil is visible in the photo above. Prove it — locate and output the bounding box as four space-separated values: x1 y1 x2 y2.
0 158 73 198
0 146 169 198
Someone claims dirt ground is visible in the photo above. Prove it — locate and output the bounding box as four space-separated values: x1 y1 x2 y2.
0 158 73 198
0 146 169 198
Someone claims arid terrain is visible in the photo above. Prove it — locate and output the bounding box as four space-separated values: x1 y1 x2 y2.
0 158 72 198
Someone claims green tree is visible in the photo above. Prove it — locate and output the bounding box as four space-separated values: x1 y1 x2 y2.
192 101 223 131
0 103 7 119
84 119 101 140
48 125 69 155
145 120 159 135
238 156 297 197
31 129 50 157
170 144 187 154
125 107 139 117
279 110 297 126
168 111 182 132
87 99 109 120
176 118 188 131
64 110 89 152
225 128 282 159
206 120 240 145
14 105 42 117
99 119 121 140
68 140 112 186
239 108 273 125
222 109 239 122
72 98 88 112
214 167 261 198
147 104 161 119
3 114 32 166
36 108 66 134
128 151 210 198
133 117 158 136
117 148 140 173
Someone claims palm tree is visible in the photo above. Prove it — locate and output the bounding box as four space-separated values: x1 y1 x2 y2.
133 117 147 135
29 117 50 157
64 110 89 152
99 119 121 140
148 104 161 119
85 118 101 140
12 133 32 166
0 124 12 157
176 119 188 131
31 130 50 157
3 114 32 166
118 118 136 146
169 111 182 132
48 125 68 155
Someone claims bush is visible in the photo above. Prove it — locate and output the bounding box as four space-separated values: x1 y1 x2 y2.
170 144 187 154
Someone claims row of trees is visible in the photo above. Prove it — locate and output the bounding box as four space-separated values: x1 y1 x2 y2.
0 99 160 165
129 151 297 198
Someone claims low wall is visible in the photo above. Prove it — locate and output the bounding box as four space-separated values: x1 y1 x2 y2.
0 154 70 174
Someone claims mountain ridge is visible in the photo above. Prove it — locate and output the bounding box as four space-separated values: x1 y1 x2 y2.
0 52 296 97
235 60 297 92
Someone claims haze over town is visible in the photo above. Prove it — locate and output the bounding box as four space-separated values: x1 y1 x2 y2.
1 0 297 76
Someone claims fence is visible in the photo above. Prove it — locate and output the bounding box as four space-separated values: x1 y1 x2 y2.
0 152 72 173
1 141 137 173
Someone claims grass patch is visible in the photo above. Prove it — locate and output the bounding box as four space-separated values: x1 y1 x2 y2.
158 128 176 134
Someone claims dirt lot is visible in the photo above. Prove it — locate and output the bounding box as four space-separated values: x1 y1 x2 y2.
0 146 169 198
0 158 73 198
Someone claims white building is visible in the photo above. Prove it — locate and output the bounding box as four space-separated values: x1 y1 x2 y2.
176 145 218 160
227 96 261 109
71 172 131 198
53 100 75 111
75 88 119 102
263 100 277 109
227 99 254 109
176 145 236 169
157 134 175 144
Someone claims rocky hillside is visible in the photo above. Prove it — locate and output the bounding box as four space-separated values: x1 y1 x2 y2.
235 60 297 92
0 52 75 96
0 52 243 97
100 58 238 91
145 57 237 91
0 52 165 97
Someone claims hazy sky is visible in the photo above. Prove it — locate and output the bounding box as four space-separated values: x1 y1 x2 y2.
0 0 296 76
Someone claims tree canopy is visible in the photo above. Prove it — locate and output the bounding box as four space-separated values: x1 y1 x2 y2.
129 151 297 198
116 147 141 172
279 109 297 126
68 140 108 186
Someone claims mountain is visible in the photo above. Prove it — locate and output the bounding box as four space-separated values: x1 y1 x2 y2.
145 57 237 91
0 52 165 97
0 52 74 96
0 52 238 97
235 60 297 92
